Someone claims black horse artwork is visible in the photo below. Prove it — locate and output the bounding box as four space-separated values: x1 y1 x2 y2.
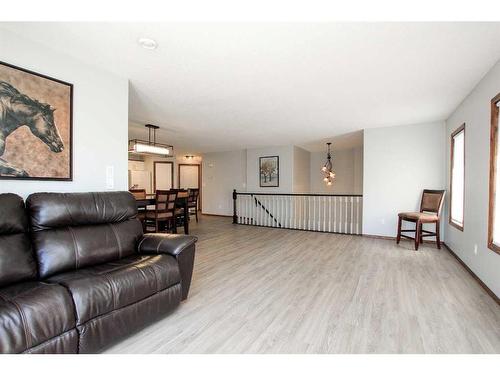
0 81 64 177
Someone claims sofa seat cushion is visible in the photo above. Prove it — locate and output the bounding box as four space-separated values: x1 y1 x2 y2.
48 254 180 325
0 281 76 353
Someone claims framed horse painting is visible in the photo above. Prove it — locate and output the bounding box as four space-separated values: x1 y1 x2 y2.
0 61 73 180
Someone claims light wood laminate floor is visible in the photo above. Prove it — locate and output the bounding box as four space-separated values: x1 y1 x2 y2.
106 216 500 353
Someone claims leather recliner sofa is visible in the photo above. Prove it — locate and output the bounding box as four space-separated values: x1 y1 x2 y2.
0 191 196 354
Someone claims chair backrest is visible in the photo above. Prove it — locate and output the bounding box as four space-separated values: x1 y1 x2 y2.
420 190 446 215
129 189 146 199
27 191 143 278
188 189 199 203
155 190 178 215
0 193 37 287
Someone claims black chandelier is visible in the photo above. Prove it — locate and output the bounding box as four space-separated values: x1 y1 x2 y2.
128 124 174 157
321 142 335 186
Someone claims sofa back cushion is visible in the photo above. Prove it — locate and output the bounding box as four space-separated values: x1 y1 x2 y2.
27 192 143 278
0 193 37 287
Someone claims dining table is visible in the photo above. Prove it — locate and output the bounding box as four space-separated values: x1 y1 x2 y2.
135 191 190 234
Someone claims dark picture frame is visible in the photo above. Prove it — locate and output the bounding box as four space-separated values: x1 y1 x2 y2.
0 61 73 181
259 155 279 187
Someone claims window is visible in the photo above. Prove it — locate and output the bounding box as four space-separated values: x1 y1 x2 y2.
450 124 465 230
488 93 500 254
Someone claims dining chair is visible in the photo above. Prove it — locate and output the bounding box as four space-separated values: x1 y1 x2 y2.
396 189 446 250
145 190 179 233
129 189 146 199
129 189 147 230
187 188 199 222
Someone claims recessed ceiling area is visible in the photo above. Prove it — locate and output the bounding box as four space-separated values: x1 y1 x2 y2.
2 22 500 153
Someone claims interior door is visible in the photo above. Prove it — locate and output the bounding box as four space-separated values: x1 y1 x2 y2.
178 164 200 189
179 164 201 209
154 161 173 191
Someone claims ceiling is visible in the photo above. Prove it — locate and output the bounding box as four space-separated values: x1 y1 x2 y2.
2 22 500 153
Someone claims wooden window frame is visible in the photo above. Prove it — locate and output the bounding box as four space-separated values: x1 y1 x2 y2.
449 123 465 231
488 93 500 254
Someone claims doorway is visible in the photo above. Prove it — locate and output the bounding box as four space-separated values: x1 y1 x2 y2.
154 161 174 192
178 163 201 209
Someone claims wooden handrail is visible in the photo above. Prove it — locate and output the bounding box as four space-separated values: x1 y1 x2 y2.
234 191 362 197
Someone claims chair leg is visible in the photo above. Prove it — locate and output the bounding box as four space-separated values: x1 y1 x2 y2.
396 217 402 244
155 220 159 233
420 223 423 244
172 216 178 234
414 220 421 251
195 206 198 222
436 220 441 249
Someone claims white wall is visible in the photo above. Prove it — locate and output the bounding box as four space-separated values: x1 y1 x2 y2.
201 150 247 216
133 154 202 194
353 145 364 195
0 29 129 198
310 147 363 194
363 122 446 237
293 146 311 193
246 145 294 193
444 60 500 297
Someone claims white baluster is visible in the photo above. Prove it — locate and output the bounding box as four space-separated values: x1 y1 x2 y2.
323 197 326 232
257 196 261 226
273 196 277 228
293 196 296 229
241 196 244 224
339 196 343 233
327 196 331 232
264 196 268 227
334 196 337 232
303 196 306 230
288 196 292 229
270 196 273 227
350 196 354 234
241 195 245 224
344 196 348 233
356 197 362 234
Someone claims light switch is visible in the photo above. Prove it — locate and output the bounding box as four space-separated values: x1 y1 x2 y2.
106 166 114 189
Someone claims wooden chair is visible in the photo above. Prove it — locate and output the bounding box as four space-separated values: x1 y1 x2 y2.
145 190 179 233
129 189 146 199
130 189 147 229
396 189 446 250
187 188 199 222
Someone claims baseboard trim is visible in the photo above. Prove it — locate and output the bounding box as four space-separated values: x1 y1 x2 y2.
201 213 232 218
363 234 441 245
441 243 499 305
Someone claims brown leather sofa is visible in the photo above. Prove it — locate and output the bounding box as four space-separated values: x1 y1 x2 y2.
0 191 196 354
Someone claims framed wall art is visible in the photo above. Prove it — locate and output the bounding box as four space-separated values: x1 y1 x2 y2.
259 155 279 187
0 61 73 180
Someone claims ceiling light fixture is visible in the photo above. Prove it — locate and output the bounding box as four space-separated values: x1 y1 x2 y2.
129 124 173 157
322 142 335 186
138 37 158 50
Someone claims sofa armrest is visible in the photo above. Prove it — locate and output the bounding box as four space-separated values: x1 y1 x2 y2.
137 233 197 300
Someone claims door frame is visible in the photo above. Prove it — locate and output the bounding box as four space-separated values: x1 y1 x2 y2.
153 161 174 192
178 163 202 210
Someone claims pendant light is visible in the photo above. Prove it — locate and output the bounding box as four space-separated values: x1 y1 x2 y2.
321 142 335 186
129 124 174 157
